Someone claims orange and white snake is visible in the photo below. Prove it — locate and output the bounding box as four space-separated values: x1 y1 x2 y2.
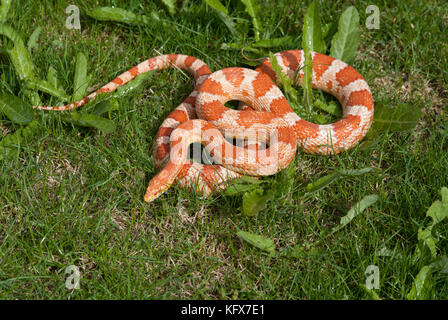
33 50 374 203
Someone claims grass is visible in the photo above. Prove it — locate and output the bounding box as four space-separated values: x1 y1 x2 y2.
0 0 447 299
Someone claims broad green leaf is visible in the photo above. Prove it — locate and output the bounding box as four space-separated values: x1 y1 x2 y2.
330 6 360 64
302 35 313 112
7 42 35 80
225 183 259 196
203 0 228 15
0 24 35 80
27 26 41 51
313 100 341 117
426 187 448 226
236 230 276 254
429 255 448 274
24 88 41 106
240 0 262 40
322 21 338 46
418 227 437 258
86 98 119 116
26 78 70 101
61 112 116 133
0 22 24 45
115 71 155 97
305 171 341 193
312 113 328 124
224 175 264 196
441 187 448 206
242 188 274 216
273 159 296 195
414 187 448 260
339 167 380 176
0 0 12 22
47 66 59 89
0 92 34 125
359 284 382 300
302 0 325 112
86 7 149 24
46 66 67 95
160 0 176 15
233 175 264 185
406 265 433 300
333 194 379 232
0 25 39 106
306 167 378 194
302 0 326 54
371 102 422 133
73 52 89 101
0 119 40 160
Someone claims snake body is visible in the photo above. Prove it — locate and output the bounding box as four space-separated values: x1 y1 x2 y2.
33 51 374 203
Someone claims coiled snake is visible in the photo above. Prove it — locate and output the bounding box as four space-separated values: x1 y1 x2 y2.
33 50 374 202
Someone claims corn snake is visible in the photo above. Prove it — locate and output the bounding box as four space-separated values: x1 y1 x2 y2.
33 50 374 203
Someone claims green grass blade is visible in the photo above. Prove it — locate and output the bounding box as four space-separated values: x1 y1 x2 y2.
306 167 378 194
215 10 239 37
251 36 295 48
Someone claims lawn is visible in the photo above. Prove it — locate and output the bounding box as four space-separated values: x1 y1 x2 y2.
0 0 447 299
